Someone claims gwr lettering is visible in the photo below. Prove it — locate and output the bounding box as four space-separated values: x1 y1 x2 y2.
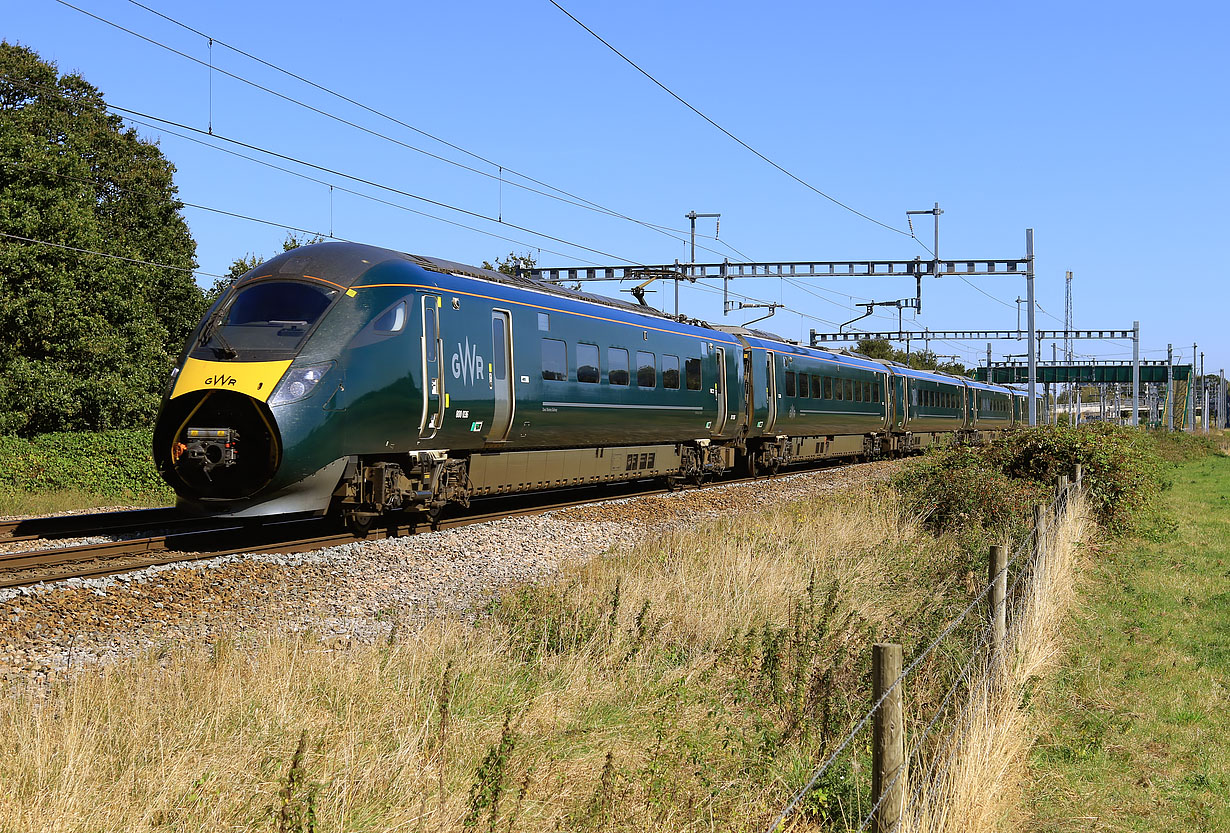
205 374 238 387
450 338 485 385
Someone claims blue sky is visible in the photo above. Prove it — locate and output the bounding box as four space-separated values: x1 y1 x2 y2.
8 0 1228 372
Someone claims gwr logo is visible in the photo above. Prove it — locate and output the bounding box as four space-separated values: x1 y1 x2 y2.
205 374 238 388
450 338 485 385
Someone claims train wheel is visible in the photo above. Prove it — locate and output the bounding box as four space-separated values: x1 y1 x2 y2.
741 452 759 478
345 512 376 537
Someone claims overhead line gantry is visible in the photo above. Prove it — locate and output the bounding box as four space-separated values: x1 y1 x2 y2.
532 228 1054 424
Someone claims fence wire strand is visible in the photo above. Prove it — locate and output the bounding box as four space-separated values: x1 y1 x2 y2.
764 482 1077 833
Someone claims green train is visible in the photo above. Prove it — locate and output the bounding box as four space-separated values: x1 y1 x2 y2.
153 242 1041 527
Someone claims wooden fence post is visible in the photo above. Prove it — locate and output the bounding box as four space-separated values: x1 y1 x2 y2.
1033 504 1048 579
989 545 1007 654
1073 463 1083 489
1056 475 1070 517
872 643 906 833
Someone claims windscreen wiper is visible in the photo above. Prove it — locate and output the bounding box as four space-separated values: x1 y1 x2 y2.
197 306 239 360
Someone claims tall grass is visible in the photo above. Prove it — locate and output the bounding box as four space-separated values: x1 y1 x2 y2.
1 487 997 831
903 491 1089 833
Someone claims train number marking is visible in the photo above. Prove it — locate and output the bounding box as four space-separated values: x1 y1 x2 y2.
450 339 485 385
455 409 470 419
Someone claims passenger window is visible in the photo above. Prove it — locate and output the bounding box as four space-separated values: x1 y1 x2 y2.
663 354 680 389
844 379 853 401
577 343 599 384
541 338 566 381
608 348 629 386
685 357 702 390
834 377 843 400
373 301 406 333
874 383 881 403
799 373 809 398
538 313 550 331
824 377 833 400
812 375 823 399
637 351 656 387
855 381 863 402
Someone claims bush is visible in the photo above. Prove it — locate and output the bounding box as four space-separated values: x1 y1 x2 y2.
0 428 171 501
985 424 1173 535
898 424 1215 539
895 446 1049 539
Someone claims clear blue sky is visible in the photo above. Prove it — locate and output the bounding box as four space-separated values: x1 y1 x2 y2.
8 0 1229 372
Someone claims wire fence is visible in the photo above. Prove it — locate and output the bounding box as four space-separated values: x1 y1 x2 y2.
764 474 1082 833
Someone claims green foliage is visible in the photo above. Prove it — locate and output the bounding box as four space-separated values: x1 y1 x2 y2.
482 251 537 277
0 427 171 500
463 712 517 831
1143 429 1222 463
896 444 1051 538
0 41 206 436
277 731 318 833
852 338 969 375
897 424 1219 538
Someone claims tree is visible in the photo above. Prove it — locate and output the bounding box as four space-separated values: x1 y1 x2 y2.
0 41 206 435
852 338 970 376
482 251 537 277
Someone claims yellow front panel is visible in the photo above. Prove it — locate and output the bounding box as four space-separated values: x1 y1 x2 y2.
171 357 293 402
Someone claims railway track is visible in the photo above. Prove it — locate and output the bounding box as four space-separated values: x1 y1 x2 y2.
0 457 878 591
0 477 691 590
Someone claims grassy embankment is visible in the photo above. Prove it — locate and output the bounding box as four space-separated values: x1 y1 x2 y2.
1020 445 1230 831
0 426 1216 831
0 428 172 515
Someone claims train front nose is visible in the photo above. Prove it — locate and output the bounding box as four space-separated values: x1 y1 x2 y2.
154 375 286 502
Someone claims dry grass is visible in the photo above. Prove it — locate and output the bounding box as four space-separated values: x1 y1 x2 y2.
900 491 1089 833
0 484 1080 831
0 488 939 831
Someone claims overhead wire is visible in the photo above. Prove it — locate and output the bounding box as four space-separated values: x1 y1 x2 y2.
113 116 603 264
0 73 621 263
101 104 642 265
546 0 919 241
57 0 722 250
0 230 224 278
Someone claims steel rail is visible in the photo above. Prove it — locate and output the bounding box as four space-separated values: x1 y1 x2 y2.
0 458 870 591
0 507 197 542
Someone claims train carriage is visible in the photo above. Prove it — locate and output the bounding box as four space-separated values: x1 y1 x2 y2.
153 242 1025 525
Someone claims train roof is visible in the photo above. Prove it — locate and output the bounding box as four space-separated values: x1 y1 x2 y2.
244 242 689 326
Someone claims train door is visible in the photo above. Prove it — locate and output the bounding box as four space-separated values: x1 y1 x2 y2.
419 295 444 439
711 346 727 436
742 349 755 433
487 309 514 442
764 351 778 432
895 374 908 430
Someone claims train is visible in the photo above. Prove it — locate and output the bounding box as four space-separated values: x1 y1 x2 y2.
152 242 1045 528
